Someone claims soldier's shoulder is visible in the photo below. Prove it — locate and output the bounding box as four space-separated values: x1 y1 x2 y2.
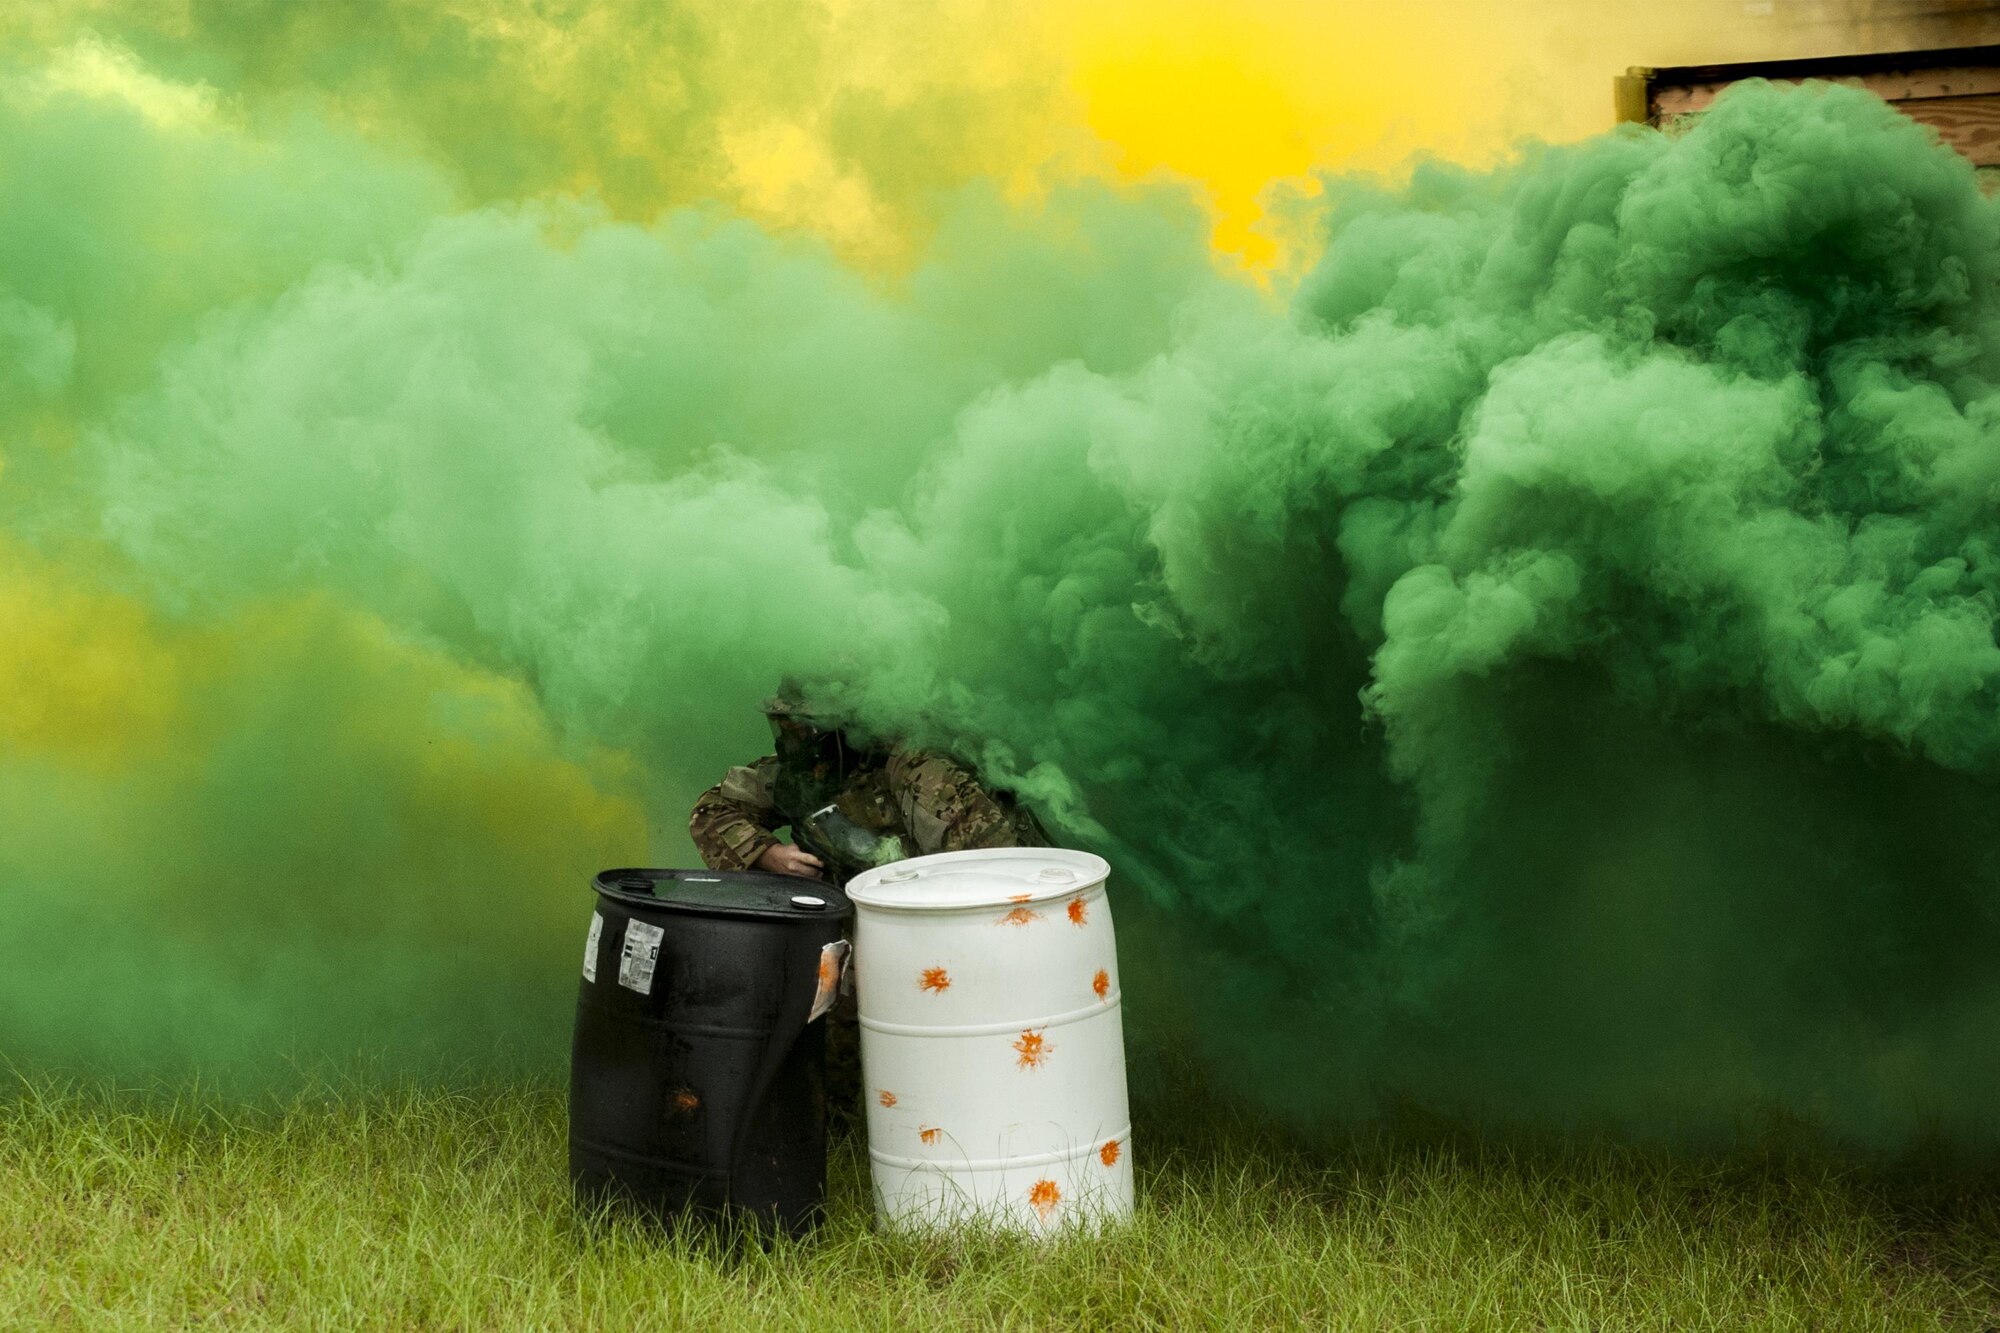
899 751 1009 817
887 746 969 785
714 755 779 805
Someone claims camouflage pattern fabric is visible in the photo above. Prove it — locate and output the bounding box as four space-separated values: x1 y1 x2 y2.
687 756 783 873
688 746 1043 881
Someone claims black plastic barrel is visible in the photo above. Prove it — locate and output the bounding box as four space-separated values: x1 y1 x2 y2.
569 868 852 1236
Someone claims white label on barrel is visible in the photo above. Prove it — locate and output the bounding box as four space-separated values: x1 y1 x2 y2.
618 918 664 995
582 912 603 983
810 940 849 1021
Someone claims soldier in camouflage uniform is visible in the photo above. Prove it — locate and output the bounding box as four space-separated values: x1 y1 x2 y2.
689 682 1047 1127
689 687 1046 886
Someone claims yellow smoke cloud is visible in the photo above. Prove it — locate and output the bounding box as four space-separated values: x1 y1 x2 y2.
1056 0 1500 261
0 535 643 857
4 0 1998 1084
0 533 649 1073
0 542 177 765
12 0 1991 269
0 546 650 1076
1057 0 2000 262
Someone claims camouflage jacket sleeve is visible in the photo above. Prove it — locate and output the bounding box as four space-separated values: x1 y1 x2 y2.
885 748 1037 856
688 755 782 872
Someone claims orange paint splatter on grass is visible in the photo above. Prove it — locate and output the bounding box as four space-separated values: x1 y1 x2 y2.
919 1126 942 1146
997 906 1042 927
1067 896 1088 926
878 1090 898 1108
1092 969 1110 1000
920 966 951 993
1012 1028 1051 1069
1028 1179 1061 1219
1100 1140 1121 1167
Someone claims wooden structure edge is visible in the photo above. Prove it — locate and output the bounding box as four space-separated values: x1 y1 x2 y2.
1615 43 2000 165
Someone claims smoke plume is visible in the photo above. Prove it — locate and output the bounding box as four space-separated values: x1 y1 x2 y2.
3 15 1998 1142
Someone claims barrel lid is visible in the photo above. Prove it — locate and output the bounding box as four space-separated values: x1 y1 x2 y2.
845 847 1109 911
591 867 853 920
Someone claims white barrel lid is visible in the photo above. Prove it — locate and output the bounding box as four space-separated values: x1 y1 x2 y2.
846 846 1110 911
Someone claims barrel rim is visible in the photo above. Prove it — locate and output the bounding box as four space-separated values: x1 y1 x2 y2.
591 867 854 921
846 847 1110 911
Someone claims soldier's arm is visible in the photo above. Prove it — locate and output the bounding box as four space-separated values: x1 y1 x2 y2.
886 749 1029 855
688 755 784 872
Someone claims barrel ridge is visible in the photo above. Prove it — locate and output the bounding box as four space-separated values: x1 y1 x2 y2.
858 994 1122 1038
868 1128 1133 1172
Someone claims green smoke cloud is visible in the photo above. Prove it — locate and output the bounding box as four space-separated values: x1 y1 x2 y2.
1 0 1083 262
0 39 1219 1089
8 43 2000 1144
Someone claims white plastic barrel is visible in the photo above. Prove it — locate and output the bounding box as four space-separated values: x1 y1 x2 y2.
846 847 1133 1233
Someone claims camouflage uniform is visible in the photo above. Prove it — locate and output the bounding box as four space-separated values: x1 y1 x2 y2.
689 747 1044 881
690 741 1046 1130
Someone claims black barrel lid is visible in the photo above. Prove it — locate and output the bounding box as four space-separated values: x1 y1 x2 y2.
591 867 852 921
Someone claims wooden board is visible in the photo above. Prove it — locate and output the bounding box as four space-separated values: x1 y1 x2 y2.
1900 93 2000 164
1617 45 2000 166
1651 65 2000 118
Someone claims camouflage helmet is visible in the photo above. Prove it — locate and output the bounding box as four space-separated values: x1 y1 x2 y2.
760 676 831 722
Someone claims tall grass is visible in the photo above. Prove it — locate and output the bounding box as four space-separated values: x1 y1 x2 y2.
2 1075 1997 1330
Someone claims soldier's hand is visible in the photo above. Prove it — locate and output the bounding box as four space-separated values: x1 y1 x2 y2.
755 843 825 879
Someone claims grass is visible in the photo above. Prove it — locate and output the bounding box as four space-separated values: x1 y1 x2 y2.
3 1076 1999 1331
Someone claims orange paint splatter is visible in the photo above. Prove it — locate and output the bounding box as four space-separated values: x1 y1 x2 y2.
878 1090 898 1108
1028 1178 1061 1219
1092 969 1110 1000
1067 896 1088 926
1012 1028 1052 1069
817 951 838 992
1009 893 1032 903
1100 1140 1121 1167
919 966 951 993
671 1089 700 1113
997 906 1042 927
919 1126 942 1146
